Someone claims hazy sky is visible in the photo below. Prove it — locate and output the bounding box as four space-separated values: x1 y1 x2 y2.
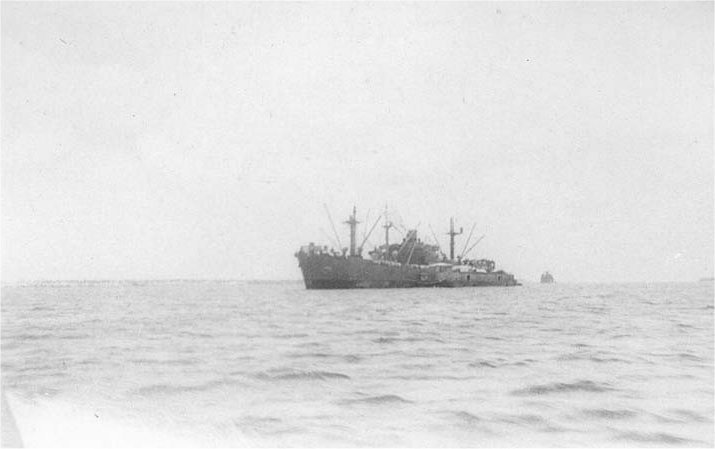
2 2 713 282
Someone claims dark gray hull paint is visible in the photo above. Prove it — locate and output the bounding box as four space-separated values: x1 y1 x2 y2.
297 253 518 289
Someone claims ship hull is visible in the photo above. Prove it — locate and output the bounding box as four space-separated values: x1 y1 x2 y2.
296 253 518 289
437 272 520 288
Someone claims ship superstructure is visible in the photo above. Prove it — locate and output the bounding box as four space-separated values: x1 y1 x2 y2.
295 206 519 289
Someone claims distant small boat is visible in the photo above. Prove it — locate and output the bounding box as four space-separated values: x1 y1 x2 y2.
699 277 714 282
540 271 554 283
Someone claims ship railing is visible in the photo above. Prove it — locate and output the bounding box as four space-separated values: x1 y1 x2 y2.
298 245 345 257
453 265 482 273
374 260 402 266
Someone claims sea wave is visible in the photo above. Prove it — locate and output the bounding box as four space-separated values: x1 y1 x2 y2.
580 408 638 419
512 380 614 396
253 370 351 381
449 410 482 424
468 360 498 368
130 357 200 366
613 430 699 445
556 352 632 364
131 378 240 396
2 281 712 447
343 394 412 405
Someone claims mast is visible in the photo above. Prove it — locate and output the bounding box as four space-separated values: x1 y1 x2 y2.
344 206 360 256
382 205 394 249
446 217 463 261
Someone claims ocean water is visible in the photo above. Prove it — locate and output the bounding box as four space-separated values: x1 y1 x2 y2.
1 281 713 447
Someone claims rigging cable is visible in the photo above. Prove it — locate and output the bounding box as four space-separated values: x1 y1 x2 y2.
323 203 343 250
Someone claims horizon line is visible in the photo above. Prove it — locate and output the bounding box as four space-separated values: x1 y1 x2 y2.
2 278 712 286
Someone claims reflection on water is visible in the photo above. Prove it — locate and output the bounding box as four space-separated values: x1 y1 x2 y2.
2 281 713 447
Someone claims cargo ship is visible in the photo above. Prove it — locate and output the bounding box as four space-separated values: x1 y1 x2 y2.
295 207 519 289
